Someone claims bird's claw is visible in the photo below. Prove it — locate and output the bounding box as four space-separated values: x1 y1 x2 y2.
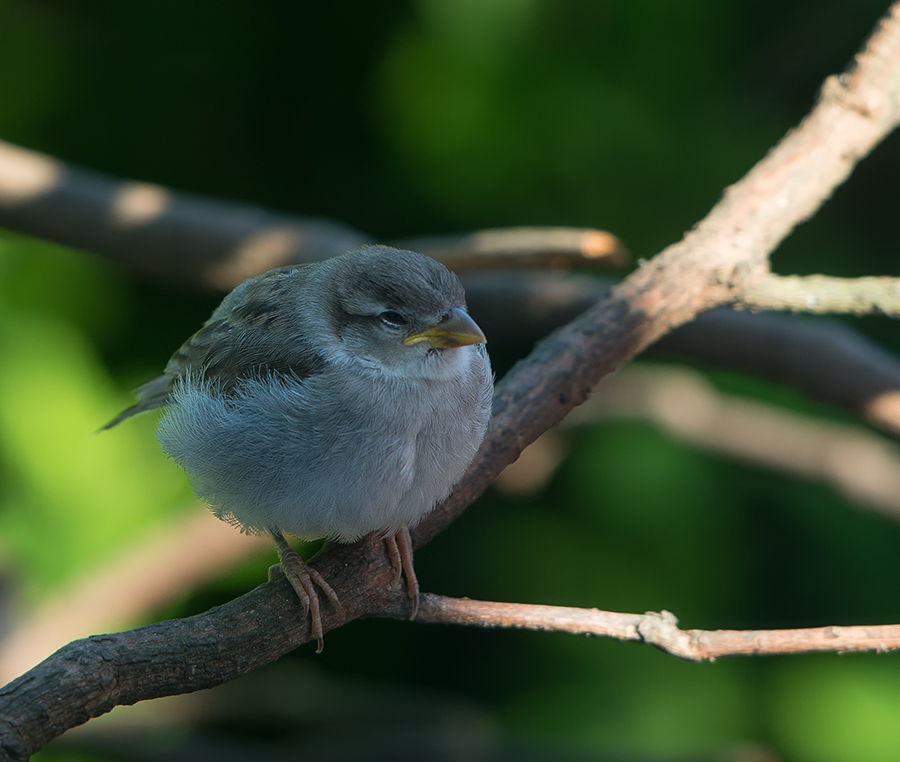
271 531 340 652
386 525 420 619
384 534 403 584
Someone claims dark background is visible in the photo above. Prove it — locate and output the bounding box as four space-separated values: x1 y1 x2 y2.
2 1 900 760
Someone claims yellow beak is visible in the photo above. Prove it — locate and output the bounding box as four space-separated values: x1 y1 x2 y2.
403 307 487 349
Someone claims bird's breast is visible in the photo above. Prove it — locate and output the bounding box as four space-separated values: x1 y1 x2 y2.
158 348 491 541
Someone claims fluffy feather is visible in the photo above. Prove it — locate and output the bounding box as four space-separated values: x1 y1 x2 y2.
107 245 494 541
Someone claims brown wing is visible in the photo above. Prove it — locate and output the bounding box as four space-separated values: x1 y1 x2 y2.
102 265 326 430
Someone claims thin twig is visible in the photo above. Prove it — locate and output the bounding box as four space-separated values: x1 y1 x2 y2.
739 274 900 316
414 595 900 661
399 227 629 272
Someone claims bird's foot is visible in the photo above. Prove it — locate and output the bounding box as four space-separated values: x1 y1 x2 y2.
384 525 420 619
270 531 340 652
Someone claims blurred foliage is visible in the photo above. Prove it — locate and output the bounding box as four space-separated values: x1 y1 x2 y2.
0 235 191 596
1 0 900 760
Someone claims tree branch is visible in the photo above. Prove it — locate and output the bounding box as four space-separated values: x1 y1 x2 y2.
654 308 900 437
0 139 369 289
413 595 900 661
398 227 628 272
572 364 900 521
0 511 271 686
0 534 406 761
4 2 900 757
7 341 900 688
466 272 900 437
737 273 900 316
0 139 624 290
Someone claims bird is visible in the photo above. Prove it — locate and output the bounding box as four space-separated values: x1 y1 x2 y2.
104 245 493 650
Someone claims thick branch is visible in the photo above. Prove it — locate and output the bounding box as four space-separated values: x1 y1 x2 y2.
0 511 270 686
448 21 900 539
8 337 900 687
654 308 900 436
0 140 369 289
4 3 900 757
0 534 407 761
0 140 623 290
414 595 900 661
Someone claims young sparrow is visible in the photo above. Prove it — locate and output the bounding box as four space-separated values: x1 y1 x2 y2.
105 245 493 649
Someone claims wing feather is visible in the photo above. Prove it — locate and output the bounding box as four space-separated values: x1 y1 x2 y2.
103 265 326 429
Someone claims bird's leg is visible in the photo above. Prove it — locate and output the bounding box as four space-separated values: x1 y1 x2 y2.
269 530 340 652
384 534 403 583
386 525 419 619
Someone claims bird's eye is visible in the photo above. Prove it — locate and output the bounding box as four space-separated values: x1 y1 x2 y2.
380 311 408 328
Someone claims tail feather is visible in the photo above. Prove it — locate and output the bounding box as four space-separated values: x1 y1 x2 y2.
100 375 173 431
99 403 147 431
